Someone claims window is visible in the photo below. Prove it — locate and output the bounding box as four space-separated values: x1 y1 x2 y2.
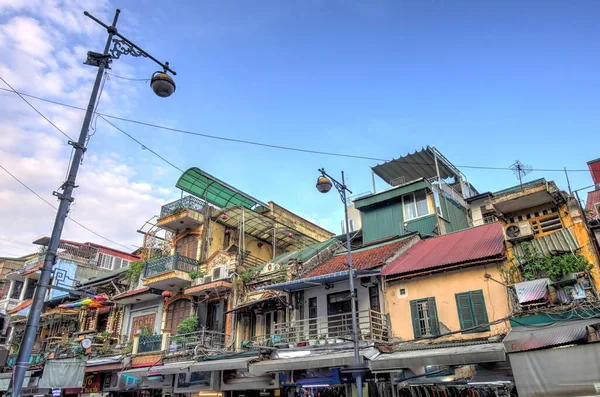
10 281 23 299
113 257 123 269
455 290 490 333
166 299 192 332
402 190 430 221
264 311 278 339
97 253 114 270
410 297 439 338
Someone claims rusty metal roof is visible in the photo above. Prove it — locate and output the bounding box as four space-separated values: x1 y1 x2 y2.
586 189 600 220
514 278 550 304
383 222 505 277
504 319 600 353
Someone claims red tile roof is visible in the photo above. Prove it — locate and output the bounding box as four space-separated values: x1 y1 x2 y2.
23 264 42 275
304 237 417 278
382 222 505 277
586 189 600 220
8 299 32 314
112 287 150 300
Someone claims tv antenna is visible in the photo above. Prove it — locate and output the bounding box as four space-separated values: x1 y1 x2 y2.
510 160 532 190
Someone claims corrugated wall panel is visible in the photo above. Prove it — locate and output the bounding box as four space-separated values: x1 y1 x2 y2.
361 203 404 243
443 197 470 233
405 214 438 235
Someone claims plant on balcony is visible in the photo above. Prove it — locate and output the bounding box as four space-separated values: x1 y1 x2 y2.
514 243 592 282
188 269 206 280
10 331 23 353
125 259 147 285
176 317 198 335
138 324 155 337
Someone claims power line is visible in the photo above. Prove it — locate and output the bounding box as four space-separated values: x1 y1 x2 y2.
0 238 35 248
0 85 591 173
0 163 133 252
106 72 150 82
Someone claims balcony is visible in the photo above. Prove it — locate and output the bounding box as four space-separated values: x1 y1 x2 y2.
254 310 390 347
157 196 205 233
137 334 164 354
0 297 21 313
165 329 230 359
143 254 198 290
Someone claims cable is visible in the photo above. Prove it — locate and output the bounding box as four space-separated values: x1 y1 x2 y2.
0 85 591 172
0 78 75 142
0 163 133 251
106 72 150 82
0 238 36 247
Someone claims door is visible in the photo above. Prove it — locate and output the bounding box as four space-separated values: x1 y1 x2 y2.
176 234 198 259
327 291 356 338
308 297 317 337
207 302 222 332
130 314 156 340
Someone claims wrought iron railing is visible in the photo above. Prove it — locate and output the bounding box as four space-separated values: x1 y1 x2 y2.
166 328 229 356
428 178 467 208
160 196 205 218
137 334 163 353
253 310 390 346
144 253 198 278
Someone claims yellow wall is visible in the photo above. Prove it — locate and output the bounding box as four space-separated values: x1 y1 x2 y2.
384 263 511 342
268 202 334 242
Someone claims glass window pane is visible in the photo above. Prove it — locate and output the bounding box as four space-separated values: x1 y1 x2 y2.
403 194 416 220
415 190 429 217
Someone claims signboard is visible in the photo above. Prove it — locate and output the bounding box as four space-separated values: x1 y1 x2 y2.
83 374 101 393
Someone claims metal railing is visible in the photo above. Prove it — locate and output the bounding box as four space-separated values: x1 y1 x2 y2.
429 178 467 208
137 334 163 353
254 310 390 346
0 297 21 312
160 196 205 218
144 253 198 278
166 328 229 356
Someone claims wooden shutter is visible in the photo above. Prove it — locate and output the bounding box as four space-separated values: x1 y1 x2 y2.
455 292 475 331
469 290 490 331
410 300 421 339
427 297 440 336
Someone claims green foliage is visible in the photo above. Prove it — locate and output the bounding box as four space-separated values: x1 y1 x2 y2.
515 242 591 282
121 340 133 354
138 324 154 337
189 269 206 280
238 267 258 285
10 331 23 353
125 259 146 284
176 317 198 335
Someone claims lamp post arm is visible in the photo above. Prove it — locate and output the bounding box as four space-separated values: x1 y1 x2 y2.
318 168 352 203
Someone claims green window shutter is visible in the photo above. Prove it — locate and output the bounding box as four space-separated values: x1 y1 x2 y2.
455 292 475 331
469 290 490 332
410 300 421 339
427 297 440 336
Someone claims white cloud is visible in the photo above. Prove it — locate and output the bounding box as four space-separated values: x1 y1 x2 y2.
0 0 171 252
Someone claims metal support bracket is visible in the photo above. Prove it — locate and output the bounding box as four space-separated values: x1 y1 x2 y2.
84 51 112 68
52 191 74 202
68 140 87 152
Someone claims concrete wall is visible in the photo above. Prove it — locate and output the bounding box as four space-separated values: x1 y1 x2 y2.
269 202 334 242
384 263 511 341
122 297 164 340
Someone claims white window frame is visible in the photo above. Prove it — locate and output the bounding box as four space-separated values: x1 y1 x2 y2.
97 253 114 270
402 189 431 221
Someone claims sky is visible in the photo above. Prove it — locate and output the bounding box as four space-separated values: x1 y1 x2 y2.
0 0 598 256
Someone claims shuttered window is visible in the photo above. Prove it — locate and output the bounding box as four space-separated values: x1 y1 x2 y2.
409 297 439 338
455 290 490 333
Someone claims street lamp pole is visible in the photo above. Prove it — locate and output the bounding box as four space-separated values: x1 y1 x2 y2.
316 168 364 397
8 9 176 397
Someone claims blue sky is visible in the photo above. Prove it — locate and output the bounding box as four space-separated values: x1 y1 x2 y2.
0 0 598 252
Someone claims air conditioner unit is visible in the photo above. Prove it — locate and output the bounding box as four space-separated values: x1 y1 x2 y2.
202 275 212 285
504 222 533 242
212 265 229 281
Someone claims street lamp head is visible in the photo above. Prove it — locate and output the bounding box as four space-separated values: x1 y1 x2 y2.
316 176 333 193
150 71 176 97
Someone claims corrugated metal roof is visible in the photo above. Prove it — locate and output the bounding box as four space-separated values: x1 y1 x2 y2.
492 178 547 197
514 278 549 304
586 189 600 220
588 158 600 185
512 228 580 259
383 222 505 277
8 299 32 314
503 319 600 353
268 238 339 266
306 236 416 278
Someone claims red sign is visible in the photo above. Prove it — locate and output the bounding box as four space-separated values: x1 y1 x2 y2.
83 374 101 393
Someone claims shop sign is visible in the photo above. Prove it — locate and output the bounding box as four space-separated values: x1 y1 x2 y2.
83 374 101 393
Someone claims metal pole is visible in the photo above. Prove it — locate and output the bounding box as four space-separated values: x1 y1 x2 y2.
341 171 363 397
8 10 120 397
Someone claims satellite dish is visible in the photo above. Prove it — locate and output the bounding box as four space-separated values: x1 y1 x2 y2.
81 338 92 349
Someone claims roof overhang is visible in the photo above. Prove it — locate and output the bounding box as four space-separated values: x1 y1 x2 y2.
248 351 361 375
259 269 380 292
112 287 162 305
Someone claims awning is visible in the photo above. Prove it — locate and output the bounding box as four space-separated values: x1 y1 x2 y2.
503 319 600 353
248 351 361 375
39 358 86 388
370 343 506 372
225 296 278 314
176 167 268 210
512 228 579 259
86 355 124 367
514 279 549 304
0 371 32 391
190 357 255 372
259 270 379 292
143 361 196 375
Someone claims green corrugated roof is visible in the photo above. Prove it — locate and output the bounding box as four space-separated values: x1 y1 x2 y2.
354 179 430 209
176 167 268 210
266 238 340 267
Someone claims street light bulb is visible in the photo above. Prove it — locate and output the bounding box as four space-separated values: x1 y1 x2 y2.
150 72 176 97
316 176 332 193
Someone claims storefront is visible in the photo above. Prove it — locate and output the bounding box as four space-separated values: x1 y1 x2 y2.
105 369 174 397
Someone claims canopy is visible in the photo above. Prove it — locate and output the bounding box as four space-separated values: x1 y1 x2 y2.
0 372 32 391
176 167 268 210
249 351 361 375
39 358 86 388
259 269 379 292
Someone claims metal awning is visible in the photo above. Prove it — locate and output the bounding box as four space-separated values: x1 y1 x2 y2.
259 269 379 292
370 343 506 372
512 228 580 260
176 167 268 210
372 146 462 186
190 357 255 372
503 319 600 353
248 351 360 375
0 372 32 391
139 361 196 375
225 295 280 314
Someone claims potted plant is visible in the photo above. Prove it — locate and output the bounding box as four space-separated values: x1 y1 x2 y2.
308 334 318 347
318 334 326 345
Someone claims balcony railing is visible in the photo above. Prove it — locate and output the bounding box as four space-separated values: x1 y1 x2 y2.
165 329 229 356
137 334 164 353
160 196 205 218
0 297 21 312
254 310 390 346
144 253 198 278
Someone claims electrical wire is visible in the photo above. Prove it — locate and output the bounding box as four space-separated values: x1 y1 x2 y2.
106 72 150 82
0 238 36 247
0 162 134 251
0 85 591 172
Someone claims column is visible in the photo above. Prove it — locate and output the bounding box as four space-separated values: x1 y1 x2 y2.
18 278 29 301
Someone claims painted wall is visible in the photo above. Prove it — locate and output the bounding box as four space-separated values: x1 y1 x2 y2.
385 263 511 342
269 202 334 242
121 298 164 340
441 197 470 233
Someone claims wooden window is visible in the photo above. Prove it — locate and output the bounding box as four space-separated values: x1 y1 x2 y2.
166 299 192 333
129 314 156 340
176 234 198 259
455 290 490 333
410 297 439 338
